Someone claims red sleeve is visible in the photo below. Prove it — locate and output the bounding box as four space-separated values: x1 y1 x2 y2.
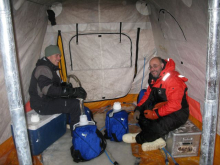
158 76 186 116
137 86 151 106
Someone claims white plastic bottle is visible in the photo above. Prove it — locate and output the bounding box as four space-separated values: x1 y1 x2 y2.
109 102 122 117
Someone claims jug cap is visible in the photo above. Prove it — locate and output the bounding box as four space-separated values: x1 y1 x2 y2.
113 102 121 112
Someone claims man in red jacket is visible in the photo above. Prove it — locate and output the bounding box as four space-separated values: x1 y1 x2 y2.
123 57 189 151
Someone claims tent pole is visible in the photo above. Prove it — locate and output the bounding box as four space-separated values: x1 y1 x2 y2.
0 0 32 164
200 0 220 164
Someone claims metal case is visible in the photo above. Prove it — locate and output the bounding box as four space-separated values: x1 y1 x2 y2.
165 120 201 158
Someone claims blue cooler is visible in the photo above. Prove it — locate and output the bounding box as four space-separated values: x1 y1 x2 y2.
12 110 66 155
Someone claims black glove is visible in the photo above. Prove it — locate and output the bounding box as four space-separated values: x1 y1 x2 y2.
61 85 72 97
60 82 72 88
70 87 87 100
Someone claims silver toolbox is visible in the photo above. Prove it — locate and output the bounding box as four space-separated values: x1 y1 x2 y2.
165 120 201 158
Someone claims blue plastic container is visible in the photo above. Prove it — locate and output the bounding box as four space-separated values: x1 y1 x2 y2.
105 110 128 142
12 110 66 155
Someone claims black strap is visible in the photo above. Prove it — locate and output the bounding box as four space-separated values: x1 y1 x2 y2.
111 133 120 142
120 22 122 43
134 28 140 79
104 129 111 139
181 87 189 109
70 146 85 163
76 23 78 44
96 129 107 156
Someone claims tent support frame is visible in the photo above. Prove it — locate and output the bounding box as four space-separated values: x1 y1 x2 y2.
200 0 220 164
0 0 32 164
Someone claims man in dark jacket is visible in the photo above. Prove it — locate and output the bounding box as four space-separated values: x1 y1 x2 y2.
123 57 189 151
29 45 87 133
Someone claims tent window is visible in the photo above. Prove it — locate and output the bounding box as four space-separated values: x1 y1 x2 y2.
69 33 132 71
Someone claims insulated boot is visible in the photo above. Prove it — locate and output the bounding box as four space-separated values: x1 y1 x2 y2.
141 138 166 151
122 133 139 143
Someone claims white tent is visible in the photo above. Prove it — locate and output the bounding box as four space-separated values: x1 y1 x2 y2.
0 0 219 164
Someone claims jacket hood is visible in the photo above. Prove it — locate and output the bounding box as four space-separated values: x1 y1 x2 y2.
161 58 175 73
160 58 188 82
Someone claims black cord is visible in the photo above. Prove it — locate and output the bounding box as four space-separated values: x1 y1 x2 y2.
158 9 187 41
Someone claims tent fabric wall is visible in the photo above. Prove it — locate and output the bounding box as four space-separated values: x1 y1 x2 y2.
0 0 156 145
0 1 48 144
146 0 209 125
147 0 207 112
0 0 219 162
41 0 156 101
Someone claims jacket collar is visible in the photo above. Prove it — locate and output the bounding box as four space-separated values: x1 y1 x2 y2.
36 57 60 71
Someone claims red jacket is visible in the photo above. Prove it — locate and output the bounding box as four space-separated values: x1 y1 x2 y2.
137 58 188 117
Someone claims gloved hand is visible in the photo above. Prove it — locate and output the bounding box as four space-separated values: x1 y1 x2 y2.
144 110 159 120
133 110 140 122
61 85 72 97
60 82 73 97
70 87 87 100
153 101 167 110
60 82 73 88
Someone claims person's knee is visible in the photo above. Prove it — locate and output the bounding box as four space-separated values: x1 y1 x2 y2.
69 98 80 104
67 99 80 110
